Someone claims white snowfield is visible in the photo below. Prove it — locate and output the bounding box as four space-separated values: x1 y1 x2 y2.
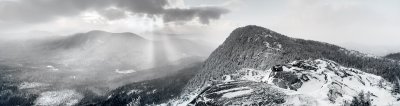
171 59 400 106
34 90 83 106
46 65 59 71
239 59 399 106
216 87 253 98
115 69 137 74
18 82 49 89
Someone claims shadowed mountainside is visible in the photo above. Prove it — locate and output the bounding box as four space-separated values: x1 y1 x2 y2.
0 30 212 106
385 53 400 61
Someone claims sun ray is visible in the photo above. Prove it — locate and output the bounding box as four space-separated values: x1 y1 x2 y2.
143 33 155 69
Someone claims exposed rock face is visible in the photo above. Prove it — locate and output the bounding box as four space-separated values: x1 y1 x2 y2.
184 25 400 96
177 25 400 105
190 81 287 106
34 90 83 106
187 59 400 106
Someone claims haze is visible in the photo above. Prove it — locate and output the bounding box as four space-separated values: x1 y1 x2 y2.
1 0 399 55
1 0 400 105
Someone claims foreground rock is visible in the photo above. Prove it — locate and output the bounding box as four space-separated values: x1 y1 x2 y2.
180 59 400 105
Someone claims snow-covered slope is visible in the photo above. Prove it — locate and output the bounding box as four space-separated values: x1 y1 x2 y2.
183 59 400 105
180 25 400 105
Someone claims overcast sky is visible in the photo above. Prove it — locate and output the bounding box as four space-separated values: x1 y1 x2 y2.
0 0 399 55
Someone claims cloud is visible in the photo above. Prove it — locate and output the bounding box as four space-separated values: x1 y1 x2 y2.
0 0 109 23
0 0 229 24
164 7 229 24
98 8 127 20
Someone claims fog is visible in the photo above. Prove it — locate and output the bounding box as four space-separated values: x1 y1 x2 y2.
0 31 212 97
1 0 399 105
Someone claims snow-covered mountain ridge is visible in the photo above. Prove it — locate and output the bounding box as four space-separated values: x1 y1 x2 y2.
186 59 400 105
115 25 400 106
181 25 400 103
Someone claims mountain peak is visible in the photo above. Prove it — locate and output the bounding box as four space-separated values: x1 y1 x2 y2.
236 25 271 32
41 30 147 50
226 25 281 43
182 25 400 101
80 30 146 41
221 25 288 52
86 30 108 35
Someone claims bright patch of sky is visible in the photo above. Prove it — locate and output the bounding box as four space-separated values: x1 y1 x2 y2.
0 0 399 55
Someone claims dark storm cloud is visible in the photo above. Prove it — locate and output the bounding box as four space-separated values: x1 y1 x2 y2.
0 0 108 23
116 0 168 14
0 0 229 24
98 8 128 20
164 7 229 24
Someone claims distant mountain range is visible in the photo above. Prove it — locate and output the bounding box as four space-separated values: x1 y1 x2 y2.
0 30 213 70
0 30 212 106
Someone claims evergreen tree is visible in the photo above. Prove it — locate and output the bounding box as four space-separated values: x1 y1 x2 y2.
350 91 371 106
392 76 400 94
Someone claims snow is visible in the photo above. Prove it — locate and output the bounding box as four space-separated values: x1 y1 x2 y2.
115 69 136 74
263 41 282 51
215 87 251 94
224 59 399 105
221 89 253 98
172 93 200 106
264 34 272 38
222 75 233 82
234 68 271 82
127 89 142 95
263 41 270 48
296 79 325 94
284 94 319 106
46 65 59 71
289 59 398 105
71 75 77 79
19 82 49 89
288 59 397 105
273 42 282 49
34 90 83 106
172 59 400 106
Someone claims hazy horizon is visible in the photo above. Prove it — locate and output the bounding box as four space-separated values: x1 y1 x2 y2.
1 0 399 55
2 1 400 105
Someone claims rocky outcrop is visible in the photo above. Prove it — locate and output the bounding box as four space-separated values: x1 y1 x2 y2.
185 59 400 106
190 81 287 106
183 25 400 98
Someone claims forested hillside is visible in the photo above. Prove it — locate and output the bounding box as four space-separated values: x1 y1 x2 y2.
185 25 400 94
385 53 400 61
